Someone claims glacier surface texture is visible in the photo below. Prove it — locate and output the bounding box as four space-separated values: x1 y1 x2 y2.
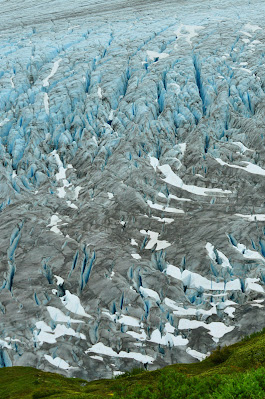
0 0 265 380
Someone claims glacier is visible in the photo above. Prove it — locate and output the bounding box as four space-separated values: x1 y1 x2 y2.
0 0 265 381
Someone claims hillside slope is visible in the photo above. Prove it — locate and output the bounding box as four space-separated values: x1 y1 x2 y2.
1 329 265 398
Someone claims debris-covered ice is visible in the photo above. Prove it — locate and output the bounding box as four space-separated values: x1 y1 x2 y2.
0 0 265 382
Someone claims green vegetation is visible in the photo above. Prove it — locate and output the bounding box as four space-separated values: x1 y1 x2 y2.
1 328 265 398
113 368 265 398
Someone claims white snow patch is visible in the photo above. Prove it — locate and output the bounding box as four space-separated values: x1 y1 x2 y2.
102 311 117 322
55 187 65 198
178 319 234 340
140 229 171 250
167 194 192 202
44 355 73 370
131 253 141 260
0 339 12 349
149 156 159 171
231 241 265 262
43 59 62 87
224 307 236 318
234 214 265 222
92 136 98 146
4 337 21 343
131 239 138 246
159 164 231 196
140 286 160 302
152 216 174 224
166 264 182 280
54 275 64 285
117 315 141 327
205 242 232 268
146 50 169 61
66 200 78 209
68 25 80 30
251 303 264 308
108 110 114 120
230 141 253 153
98 87 102 99
74 186 83 200
47 215 64 235
147 200 184 214
107 192 114 199
166 264 241 291
126 330 147 341
250 300 264 308
244 23 262 32
113 371 125 376
86 342 154 363
186 347 207 361
175 24 205 46
182 269 240 291
165 322 175 334
165 298 216 317
149 329 188 347
47 306 83 324
61 290 92 318
50 150 73 198
215 158 265 176
157 193 191 202
179 143 187 155
34 321 86 345
44 93 49 114
245 278 264 293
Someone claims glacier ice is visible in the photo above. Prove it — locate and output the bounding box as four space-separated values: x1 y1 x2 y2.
0 0 265 382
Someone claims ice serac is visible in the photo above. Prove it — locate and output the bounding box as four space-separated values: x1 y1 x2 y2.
0 0 265 382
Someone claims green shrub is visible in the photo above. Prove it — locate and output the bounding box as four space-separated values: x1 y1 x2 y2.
242 327 265 342
32 390 61 399
213 368 265 399
210 345 232 365
113 368 265 398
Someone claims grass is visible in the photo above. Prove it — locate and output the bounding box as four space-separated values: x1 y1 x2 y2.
1 327 265 398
